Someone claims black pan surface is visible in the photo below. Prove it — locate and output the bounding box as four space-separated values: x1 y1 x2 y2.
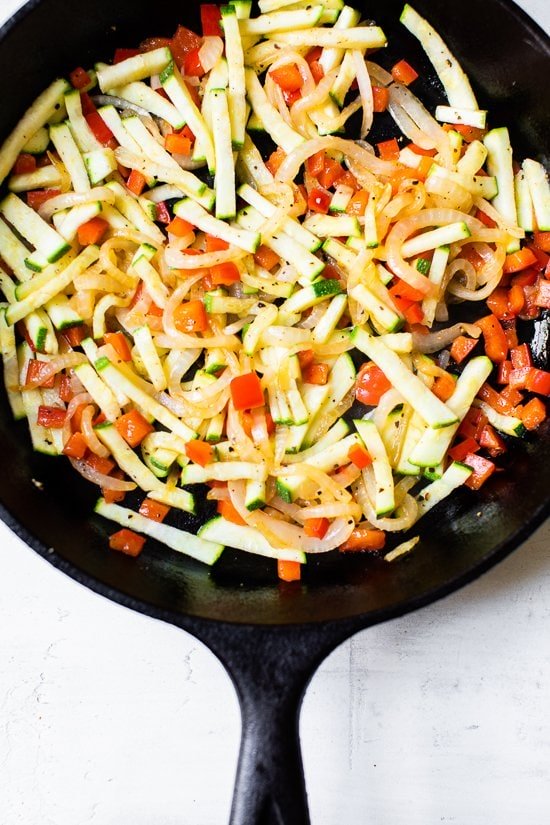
0 0 548 628
0 2 549 821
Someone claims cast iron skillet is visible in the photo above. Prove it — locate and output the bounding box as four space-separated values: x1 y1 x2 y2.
0 0 549 822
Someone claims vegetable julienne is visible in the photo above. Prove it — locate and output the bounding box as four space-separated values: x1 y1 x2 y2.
0 2 549 580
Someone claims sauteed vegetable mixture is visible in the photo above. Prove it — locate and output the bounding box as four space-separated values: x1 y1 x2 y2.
0 1 549 579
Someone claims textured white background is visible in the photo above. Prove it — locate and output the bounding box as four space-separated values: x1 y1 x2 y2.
1 2 549 823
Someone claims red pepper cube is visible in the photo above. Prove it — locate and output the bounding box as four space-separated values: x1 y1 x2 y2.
307 187 331 214
463 453 496 490
230 373 265 411
109 528 146 557
525 368 550 396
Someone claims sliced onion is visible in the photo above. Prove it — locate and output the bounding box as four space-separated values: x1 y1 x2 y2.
164 245 247 269
198 36 224 73
354 476 418 531
352 51 374 139
366 60 393 87
22 353 87 389
69 457 137 491
290 71 336 137
275 136 396 185
412 322 481 353
38 186 116 220
386 208 485 295
92 94 150 117
81 405 110 458
389 82 450 162
142 184 184 203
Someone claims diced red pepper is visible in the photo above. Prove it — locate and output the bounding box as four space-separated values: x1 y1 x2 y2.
62 324 87 348
201 3 223 36
486 286 511 320
475 208 497 228
458 407 487 441
170 25 202 72
507 283 525 315
277 560 302 582
109 528 146 557
389 278 425 303
475 314 508 363
304 517 329 539
165 132 192 155
450 335 478 364
254 245 280 271
173 300 208 333
69 66 91 90
113 48 141 63
302 363 329 385
85 452 115 476
448 436 480 462
339 527 386 552
533 232 550 254
503 247 538 274
210 262 240 285
185 439 214 467
497 360 512 385
356 362 392 406
167 215 195 237
58 374 73 403
155 201 171 224
307 187 331 214
510 343 532 369
372 85 389 113
104 331 132 361
525 368 550 396
25 359 55 388
205 234 229 252
520 397 546 430
512 268 538 287
217 499 247 525
534 279 550 309
508 366 531 390
463 452 496 490
27 189 61 210
391 59 418 85
115 409 154 447
527 243 549 272
126 169 147 196
77 217 108 246
478 424 507 457
297 349 315 370
270 63 303 93
14 153 36 175
62 431 88 460
305 151 325 178
346 189 370 216
432 372 456 402
37 405 66 429
184 47 204 77
230 373 264 411
348 443 372 469
85 111 116 147
139 498 170 522
377 138 400 161
318 157 344 190
265 147 286 175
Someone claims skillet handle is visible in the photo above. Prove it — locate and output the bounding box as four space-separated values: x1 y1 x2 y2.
183 622 356 825
230 652 308 825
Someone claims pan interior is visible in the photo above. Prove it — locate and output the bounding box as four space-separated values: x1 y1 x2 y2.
0 0 549 625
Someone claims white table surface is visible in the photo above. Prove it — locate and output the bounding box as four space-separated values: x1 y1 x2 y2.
1 2 549 823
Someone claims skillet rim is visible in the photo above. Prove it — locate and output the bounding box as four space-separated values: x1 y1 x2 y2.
0 0 549 632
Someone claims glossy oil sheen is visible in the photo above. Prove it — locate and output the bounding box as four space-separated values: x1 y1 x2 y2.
0 0 548 632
